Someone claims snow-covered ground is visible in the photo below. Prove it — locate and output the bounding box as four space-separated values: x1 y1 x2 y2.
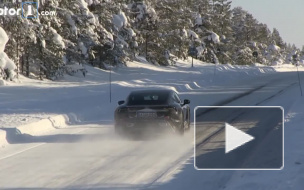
1 57 304 189
0 57 285 128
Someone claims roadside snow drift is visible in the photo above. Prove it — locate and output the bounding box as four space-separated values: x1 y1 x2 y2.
0 26 16 80
0 130 8 148
16 115 69 136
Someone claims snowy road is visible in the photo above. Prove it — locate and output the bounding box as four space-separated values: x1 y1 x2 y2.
0 126 194 190
195 107 283 169
0 71 302 190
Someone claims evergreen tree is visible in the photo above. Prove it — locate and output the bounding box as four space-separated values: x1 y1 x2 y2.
271 28 285 48
211 0 233 64
154 0 192 64
129 1 160 64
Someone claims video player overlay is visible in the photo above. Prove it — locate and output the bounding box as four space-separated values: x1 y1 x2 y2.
194 107 284 170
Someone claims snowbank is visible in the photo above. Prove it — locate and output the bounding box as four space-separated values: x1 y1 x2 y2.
0 79 6 86
0 26 16 79
16 115 69 136
271 59 284 66
0 27 8 52
49 115 69 128
0 52 16 70
0 130 8 149
0 57 279 130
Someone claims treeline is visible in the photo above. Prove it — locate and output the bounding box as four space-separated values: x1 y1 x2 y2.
0 0 304 80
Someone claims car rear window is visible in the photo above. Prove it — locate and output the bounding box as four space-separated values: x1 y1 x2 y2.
127 92 169 105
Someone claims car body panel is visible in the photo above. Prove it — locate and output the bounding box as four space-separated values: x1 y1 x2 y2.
114 90 190 136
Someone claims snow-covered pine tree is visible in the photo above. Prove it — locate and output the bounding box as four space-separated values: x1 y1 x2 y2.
210 0 233 64
192 14 220 63
129 1 160 64
231 7 266 65
300 46 304 65
271 28 285 49
62 0 99 66
0 25 16 81
88 0 136 67
266 41 283 66
153 0 192 64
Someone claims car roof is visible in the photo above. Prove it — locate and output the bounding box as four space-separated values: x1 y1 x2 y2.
129 89 174 95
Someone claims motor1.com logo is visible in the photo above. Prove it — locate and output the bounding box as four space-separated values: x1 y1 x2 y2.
0 2 56 19
22 2 38 18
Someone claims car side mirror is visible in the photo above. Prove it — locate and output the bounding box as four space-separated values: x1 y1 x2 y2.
118 100 125 105
183 99 190 105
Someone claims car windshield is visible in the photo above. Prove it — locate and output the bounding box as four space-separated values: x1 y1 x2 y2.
127 91 169 105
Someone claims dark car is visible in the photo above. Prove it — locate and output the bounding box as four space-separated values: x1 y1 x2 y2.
114 89 190 136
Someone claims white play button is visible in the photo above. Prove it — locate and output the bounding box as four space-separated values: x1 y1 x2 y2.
225 123 255 154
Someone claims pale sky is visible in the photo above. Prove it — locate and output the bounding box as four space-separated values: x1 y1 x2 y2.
231 0 304 49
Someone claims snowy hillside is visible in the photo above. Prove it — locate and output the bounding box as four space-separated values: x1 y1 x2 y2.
1 57 301 128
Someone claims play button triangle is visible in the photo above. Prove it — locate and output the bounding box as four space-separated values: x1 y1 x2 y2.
225 123 255 154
